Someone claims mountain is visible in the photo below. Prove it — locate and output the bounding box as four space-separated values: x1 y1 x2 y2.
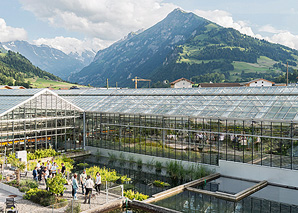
71 8 298 87
0 49 61 87
0 41 95 80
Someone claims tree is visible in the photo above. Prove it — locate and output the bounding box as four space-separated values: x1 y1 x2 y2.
8 156 26 185
46 174 67 196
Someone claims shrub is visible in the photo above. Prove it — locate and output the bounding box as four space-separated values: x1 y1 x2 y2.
40 195 56 206
62 155 74 163
65 201 81 213
20 179 38 189
155 161 162 172
153 180 170 187
76 163 89 169
20 186 30 193
85 166 131 183
23 188 56 206
124 190 148 201
46 174 67 196
27 148 58 160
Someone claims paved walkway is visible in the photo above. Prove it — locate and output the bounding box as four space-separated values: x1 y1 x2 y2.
0 179 123 213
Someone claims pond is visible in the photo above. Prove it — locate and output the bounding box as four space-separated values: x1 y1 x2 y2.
154 177 298 213
72 155 180 197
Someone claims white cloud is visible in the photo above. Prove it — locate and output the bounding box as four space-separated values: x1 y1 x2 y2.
267 31 298 50
193 9 256 37
193 9 298 50
0 18 27 42
19 0 176 41
258 24 285 34
33 36 111 55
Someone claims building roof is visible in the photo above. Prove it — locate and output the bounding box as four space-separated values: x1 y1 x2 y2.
0 85 12 89
198 83 242 87
0 89 83 116
170 78 194 85
244 78 275 85
55 86 298 122
3 87 298 122
9 86 26 89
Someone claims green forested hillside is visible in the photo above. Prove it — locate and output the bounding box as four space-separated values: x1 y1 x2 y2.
0 50 61 87
150 24 298 85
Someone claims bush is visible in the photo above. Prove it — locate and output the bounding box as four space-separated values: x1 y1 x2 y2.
155 161 162 172
40 195 56 207
23 188 56 206
86 166 131 183
20 179 38 189
65 201 81 213
46 174 67 196
27 148 58 160
20 186 30 193
124 190 148 201
153 180 170 187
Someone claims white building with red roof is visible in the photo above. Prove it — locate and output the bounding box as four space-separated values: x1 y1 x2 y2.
170 78 194 88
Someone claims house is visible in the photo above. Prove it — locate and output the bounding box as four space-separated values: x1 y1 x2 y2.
170 78 194 88
244 78 275 87
0 85 12 89
10 86 26 89
198 83 242 88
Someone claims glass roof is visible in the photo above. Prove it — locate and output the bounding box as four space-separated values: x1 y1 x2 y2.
0 89 83 116
55 86 298 121
0 89 44 115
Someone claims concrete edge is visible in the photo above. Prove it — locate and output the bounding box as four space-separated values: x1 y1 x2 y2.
0 182 25 197
81 198 124 213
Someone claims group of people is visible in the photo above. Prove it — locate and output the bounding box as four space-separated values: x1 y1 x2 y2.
32 159 66 184
71 170 102 204
32 159 102 204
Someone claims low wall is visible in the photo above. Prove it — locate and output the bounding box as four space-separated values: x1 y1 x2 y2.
85 146 218 173
219 160 298 188
0 182 24 197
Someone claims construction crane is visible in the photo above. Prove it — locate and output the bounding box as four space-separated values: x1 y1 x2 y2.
132 76 151 89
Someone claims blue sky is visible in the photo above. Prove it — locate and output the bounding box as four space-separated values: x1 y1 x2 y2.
1 0 298 54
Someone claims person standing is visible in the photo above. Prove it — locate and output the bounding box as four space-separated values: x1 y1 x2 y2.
80 170 87 195
95 172 101 194
72 173 78 200
32 167 38 181
51 162 58 177
43 168 49 190
61 163 66 177
46 160 52 172
84 175 94 204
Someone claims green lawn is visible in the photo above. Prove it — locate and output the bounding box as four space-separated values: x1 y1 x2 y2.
27 77 88 89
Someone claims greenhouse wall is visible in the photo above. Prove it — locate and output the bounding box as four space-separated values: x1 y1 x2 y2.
84 112 298 170
0 91 83 153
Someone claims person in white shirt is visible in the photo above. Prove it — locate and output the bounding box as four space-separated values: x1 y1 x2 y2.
46 160 52 171
51 162 58 177
95 172 101 194
84 175 94 204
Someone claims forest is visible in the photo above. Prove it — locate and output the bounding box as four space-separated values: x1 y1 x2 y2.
0 50 61 87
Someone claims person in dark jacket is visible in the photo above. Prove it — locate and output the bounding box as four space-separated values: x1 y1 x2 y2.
32 167 38 181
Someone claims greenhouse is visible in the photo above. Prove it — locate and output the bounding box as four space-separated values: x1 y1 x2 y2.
0 89 83 153
56 86 298 171
1 87 298 170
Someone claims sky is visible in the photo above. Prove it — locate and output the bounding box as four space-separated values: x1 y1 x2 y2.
1 0 298 55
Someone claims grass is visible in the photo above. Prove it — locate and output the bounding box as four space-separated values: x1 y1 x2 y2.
26 77 88 89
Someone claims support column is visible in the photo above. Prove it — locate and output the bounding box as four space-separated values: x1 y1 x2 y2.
162 116 165 157
83 112 86 150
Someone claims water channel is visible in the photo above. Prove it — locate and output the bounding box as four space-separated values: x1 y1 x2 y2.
73 155 298 212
